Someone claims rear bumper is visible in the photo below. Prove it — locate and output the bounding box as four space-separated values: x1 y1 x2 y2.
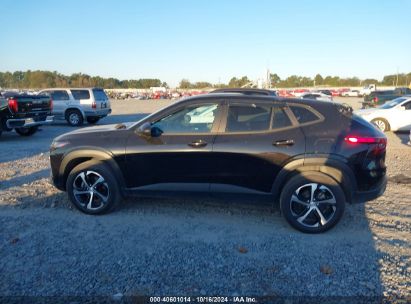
85 109 112 118
351 175 387 204
6 115 54 129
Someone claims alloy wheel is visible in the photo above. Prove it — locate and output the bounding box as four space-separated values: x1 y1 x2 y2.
69 113 80 125
373 119 386 132
290 183 337 228
72 170 110 211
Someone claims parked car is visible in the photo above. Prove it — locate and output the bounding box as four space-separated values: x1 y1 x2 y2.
300 92 333 102
38 88 112 126
341 90 360 97
362 87 411 109
0 92 53 137
50 91 387 233
315 89 333 96
355 96 411 132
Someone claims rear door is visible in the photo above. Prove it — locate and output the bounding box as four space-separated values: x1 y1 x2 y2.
211 99 305 194
48 90 70 116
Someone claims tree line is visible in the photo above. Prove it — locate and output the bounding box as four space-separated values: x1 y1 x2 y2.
1 70 410 89
0 71 166 89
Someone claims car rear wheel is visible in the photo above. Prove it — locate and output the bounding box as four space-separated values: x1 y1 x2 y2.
87 117 100 124
66 161 122 214
15 126 38 136
280 172 345 233
371 118 390 132
66 109 84 126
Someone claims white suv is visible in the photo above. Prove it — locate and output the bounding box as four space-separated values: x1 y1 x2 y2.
38 88 112 126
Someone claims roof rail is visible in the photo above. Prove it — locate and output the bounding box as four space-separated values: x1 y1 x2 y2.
210 88 277 96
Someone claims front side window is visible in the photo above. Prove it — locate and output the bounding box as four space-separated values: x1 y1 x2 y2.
153 103 218 133
71 90 90 100
403 101 411 110
226 104 271 132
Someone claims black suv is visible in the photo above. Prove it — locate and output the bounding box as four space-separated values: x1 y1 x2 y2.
50 92 387 233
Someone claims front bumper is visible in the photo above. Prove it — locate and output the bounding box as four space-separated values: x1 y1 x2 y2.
6 115 54 129
352 174 387 204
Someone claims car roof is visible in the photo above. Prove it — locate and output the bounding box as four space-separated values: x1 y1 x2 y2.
39 87 104 91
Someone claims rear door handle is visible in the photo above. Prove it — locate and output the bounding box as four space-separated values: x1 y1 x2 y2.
273 139 294 146
188 140 208 148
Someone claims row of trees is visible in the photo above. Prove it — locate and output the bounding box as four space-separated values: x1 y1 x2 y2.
1 70 410 90
270 73 411 88
0 71 166 89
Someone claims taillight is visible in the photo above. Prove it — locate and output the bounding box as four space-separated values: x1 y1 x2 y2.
49 99 53 111
8 98 18 113
373 97 378 103
344 136 387 154
92 102 96 109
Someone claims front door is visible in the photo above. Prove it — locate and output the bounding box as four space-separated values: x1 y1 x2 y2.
125 100 223 190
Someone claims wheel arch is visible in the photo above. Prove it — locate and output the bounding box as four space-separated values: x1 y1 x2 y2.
59 148 125 191
64 107 86 119
271 156 357 204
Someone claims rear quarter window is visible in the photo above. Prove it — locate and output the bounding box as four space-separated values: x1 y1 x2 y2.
92 89 108 101
71 90 90 100
289 105 321 124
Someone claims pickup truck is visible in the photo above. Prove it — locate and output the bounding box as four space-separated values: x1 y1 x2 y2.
361 87 411 109
0 92 53 137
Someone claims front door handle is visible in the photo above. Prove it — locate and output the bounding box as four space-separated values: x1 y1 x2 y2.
273 139 294 146
188 140 208 148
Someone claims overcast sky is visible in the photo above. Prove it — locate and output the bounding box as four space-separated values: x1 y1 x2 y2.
1 0 410 86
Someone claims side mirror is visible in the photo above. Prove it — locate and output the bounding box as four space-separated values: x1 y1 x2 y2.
150 126 163 137
137 122 163 137
137 122 152 135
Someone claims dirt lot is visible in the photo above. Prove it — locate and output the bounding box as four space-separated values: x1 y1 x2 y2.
0 97 410 301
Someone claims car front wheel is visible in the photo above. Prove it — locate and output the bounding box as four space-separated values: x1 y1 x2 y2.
66 161 122 214
280 172 345 233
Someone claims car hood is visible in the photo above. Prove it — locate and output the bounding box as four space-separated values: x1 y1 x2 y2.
65 122 134 135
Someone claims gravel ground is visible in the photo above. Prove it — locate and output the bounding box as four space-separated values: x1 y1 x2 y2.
0 97 410 301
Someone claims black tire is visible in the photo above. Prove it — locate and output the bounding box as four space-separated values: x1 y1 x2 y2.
15 126 38 136
65 109 84 126
66 161 122 215
280 172 345 233
371 118 390 132
87 117 100 124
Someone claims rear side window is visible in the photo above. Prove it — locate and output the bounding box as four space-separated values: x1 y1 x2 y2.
50 90 69 101
71 90 90 100
290 106 320 124
272 106 292 129
226 104 271 132
92 89 108 101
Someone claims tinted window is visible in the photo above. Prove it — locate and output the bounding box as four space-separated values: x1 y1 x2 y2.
272 106 292 129
290 106 320 124
50 90 69 101
226 104 271 132
71 90 90 100
403 101 411 110
153 103 218 133
92 89 108 101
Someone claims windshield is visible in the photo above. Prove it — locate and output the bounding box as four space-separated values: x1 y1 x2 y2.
379 97 408 109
